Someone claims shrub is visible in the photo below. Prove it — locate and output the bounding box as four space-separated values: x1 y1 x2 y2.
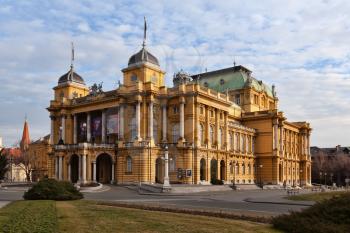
272 192 350 233
23 178 83 200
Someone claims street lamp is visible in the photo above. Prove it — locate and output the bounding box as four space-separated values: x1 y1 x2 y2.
330 173 333 186
259 164 263 188
319 171 323 185
162 144 171 191
324 172 327 186
299 169 303 187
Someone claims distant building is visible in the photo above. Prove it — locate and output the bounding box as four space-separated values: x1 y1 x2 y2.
311 145 350 158
28 134 53 181
0 135 3 150
311 145 350 186
3 147 26 182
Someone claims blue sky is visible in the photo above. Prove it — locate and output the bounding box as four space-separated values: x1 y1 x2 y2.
0 0 350 147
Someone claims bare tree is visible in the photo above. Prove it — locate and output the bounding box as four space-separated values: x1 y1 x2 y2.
12 141 33 182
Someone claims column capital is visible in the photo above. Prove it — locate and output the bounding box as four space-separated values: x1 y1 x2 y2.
179 96 186 104
50 115 56 120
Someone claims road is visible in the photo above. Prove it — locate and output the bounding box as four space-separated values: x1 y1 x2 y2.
0 185 312 216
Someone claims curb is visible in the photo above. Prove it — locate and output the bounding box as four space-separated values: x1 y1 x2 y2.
244 198 314 207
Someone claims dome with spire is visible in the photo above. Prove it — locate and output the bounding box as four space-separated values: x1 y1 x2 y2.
128 47 160 67
58 66 86 85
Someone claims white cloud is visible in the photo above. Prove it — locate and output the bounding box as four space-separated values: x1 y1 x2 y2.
0 0 349 147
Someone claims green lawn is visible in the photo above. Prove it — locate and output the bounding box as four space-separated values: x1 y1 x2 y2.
0 200 279 233
286 191 349 202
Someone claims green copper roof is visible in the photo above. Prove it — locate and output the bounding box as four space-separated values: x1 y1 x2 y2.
192 66 274 98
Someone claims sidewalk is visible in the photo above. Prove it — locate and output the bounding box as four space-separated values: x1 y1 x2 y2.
0 201 10 209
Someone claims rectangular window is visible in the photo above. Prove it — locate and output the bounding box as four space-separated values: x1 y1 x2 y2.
235 94 240 105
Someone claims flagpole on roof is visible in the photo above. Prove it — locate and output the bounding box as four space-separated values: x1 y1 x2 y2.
142 16 147 48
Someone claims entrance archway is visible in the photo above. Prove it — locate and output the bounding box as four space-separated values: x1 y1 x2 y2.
200 158 206 181
220 160 225 181
155 158 164 183
70 154 79 183
279 164 283 182
96 153 112 184
210 159 217 182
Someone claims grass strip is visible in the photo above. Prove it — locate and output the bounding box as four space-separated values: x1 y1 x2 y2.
0 200 57 233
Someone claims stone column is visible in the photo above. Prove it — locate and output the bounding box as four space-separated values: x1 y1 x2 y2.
102 110 106 143
136 101 141 140
163 146 171 189
87 112 91 142
82 154 86 183
273 119 278 150
58 156 63 180
73 114 77 144
61 115 66 143
226 113 229 150
78 155 82 182
148 102 154 140
111 163 115 184
68 163 71 182
162 104 167 142
50 116 55 144
119 105 124 140
280 126 283 154
92 161 96 182
55 156 58 179
179 99 185 140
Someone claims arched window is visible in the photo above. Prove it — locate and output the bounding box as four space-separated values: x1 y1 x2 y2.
218 128 222 147
129 117 136 140
242 163 246 175
236 163 239 175
229 133 233 150
235 133 239 151
199 123 204 145
153 117 158 143
126 156 132 172
170 156 176 172
248 164 251 175
240 134 245 152
209 125 214 145
230 161 234 174
172 123 179 143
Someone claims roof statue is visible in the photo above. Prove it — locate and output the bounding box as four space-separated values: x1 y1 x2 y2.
89 82 103 96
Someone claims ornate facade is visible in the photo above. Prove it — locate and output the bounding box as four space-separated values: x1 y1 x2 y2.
47 28 312 187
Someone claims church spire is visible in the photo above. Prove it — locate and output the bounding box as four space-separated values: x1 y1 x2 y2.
20 117 30 151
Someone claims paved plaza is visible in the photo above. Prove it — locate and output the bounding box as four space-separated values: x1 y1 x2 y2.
0 185 313 216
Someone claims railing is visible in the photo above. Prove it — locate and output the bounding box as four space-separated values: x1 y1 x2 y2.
54 143 115 151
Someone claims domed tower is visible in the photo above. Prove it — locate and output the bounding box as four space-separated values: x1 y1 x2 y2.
122 18 165 87
53 43 89 102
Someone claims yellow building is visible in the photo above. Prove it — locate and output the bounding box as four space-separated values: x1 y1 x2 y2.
47 25 311 188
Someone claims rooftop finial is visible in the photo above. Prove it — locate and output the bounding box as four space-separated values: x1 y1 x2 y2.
143 16 147 48
71 41 75 69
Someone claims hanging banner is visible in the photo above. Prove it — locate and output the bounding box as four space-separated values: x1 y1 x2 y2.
92 116 102 137
78 121 87 138
107 113 119 135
